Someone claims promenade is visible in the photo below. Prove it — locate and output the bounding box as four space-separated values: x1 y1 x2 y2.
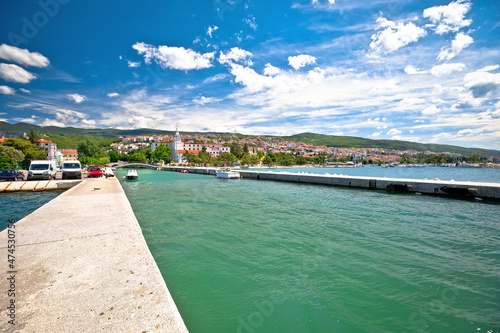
0 176 188 332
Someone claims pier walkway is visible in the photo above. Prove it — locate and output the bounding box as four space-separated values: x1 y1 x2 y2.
0 176 188 332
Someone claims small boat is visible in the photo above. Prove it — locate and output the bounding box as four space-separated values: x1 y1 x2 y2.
216 168 240 179
125 169 139 180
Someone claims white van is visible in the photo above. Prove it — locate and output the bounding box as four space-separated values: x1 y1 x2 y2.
28 160 57 180
62 160 82 179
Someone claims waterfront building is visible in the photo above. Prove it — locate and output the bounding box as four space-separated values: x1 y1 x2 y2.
37 139 57 161
169 126 184 163
57 149 78 164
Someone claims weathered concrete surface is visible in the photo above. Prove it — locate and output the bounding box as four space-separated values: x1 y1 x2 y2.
238 170 500 200
0 180 82 193
0 177 188 332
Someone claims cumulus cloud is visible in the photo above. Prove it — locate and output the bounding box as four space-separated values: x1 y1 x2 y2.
219 47 253 66
263 63 280 76
133 42 214 70
19 88 30 94
127 60 141 68
67 93 87 104
404 65 427 75
0 44 50 67
107 92 119 98
421 105 441 115
437 32 473 61
423 0 472 35
128 115 156 129
206 25 218 38
430 63 465 76
370 17 427 55
41 118 66 127
387 128 402 135
203 73 228 83
0 85 15 95
288 54 317 70
464 70 500 98
0 63 36 83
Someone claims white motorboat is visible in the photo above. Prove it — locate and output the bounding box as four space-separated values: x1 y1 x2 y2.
125 169 139 180
216 168 240 179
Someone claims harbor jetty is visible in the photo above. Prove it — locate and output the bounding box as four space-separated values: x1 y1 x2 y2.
0 179 82 193
162 166 500 200
0 176 188 332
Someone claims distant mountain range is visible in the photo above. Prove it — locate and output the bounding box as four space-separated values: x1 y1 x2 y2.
1 121 499 157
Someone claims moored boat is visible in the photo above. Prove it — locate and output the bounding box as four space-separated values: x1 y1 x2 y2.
125 169 139 180
216 168 240 179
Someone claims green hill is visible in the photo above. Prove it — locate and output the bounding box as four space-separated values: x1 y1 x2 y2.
1 121 498 157
285 133 500 157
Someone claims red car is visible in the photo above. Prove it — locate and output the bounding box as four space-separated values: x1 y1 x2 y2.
87 166 103 178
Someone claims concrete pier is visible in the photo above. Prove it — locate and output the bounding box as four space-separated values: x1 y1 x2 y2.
0 177 188 332
238 170 500 200
0 179 82 193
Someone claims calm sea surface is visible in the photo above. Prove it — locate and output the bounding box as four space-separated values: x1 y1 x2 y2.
115 167 500 333
0 191 62 231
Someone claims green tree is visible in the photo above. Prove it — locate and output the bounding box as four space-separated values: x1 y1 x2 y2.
470 152 480 163
78 140 106 160
152 144 171 163
296 155 307 165
0 156 17 169
108 150 122 163
249 154 261 165
240 153 252 166
28 128 40 145
243 143 249 154
257 151 264 159
262 155 275 166
128 151 147 163
230 142 243 158
0 145 25 162
217 152 237 166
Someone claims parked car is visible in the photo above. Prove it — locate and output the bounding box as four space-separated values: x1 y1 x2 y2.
62 160 82 179
87 166 103 178
27 160 57 180
0 169 25 181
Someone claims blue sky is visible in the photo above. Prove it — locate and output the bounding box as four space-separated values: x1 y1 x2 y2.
0 0 499 149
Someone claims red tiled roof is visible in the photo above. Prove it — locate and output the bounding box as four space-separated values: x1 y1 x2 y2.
38 139 53 143
61 149 77 154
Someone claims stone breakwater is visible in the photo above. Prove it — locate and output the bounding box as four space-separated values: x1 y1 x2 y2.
0 179 82 193
0 176 188 332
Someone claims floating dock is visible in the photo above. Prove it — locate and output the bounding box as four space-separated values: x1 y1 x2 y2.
0 176 188 332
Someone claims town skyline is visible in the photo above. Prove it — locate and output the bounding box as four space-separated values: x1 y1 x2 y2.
0 0 499 150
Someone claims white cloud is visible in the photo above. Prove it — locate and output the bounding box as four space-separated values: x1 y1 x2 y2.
219 47 253 66
0 85 15 95
193 96 222 105
0 63 36 83
0 44 50 67
243 16 258 31
387 128 402 135
263 63 280 76
370 17 427 55
463 70 500 98
437 32 473 61
81 119 96 127
421 105 441 115
370 132 382 137
404 65 428 75
430 63 465 76
107 92 119 98
476 65 499 72
67 93 87 104
206 25 218 38
423 0 472 35
132 42 214 70
203 73 228 83
457 128 473 136
129 115 156 129
288 54 317 70
127 61 141 68
41 118 66 127
19 88 30 94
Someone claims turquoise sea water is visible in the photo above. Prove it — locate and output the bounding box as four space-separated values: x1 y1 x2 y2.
0 191 62 231
242 166 500 183
116 168 500 333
